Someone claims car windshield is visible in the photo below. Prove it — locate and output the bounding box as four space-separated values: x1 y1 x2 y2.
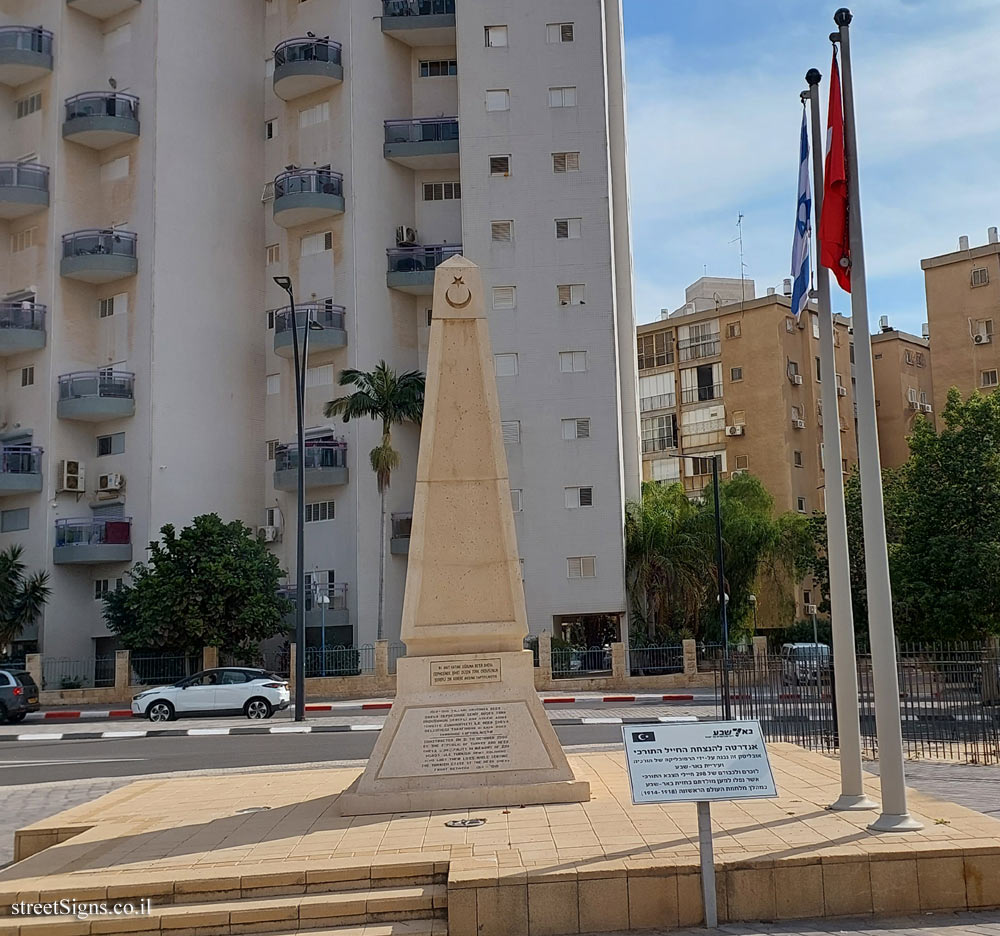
14 672 36 688
793 646 830 659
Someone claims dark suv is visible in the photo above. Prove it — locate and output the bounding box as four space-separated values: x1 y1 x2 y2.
0 669 39 723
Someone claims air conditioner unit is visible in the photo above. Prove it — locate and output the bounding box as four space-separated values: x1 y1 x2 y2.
730 468 747 477
975 332 992 345
792 374 803 385
58 459 84 493
725 425 744 436
792 418 806 429
97 472 123 493
804 603 818 615
395 225 418 246
921 403 933 413
259 525 281 543
837 386 847 397
908 399 920 410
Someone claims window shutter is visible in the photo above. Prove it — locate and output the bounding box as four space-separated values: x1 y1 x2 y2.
490 155 510 176
510 489 522 512
555 219 569 239
582 556 595 577
557 285 571 305
578 486 593 507
491 221 513 242
567 557 582 578
553 153 567 173
493 286 515 309
561 23 575 42
576 418 590 439
501 420 520 443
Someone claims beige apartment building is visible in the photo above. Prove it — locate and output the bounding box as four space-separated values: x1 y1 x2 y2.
637 278 858 517
870 321 933 469
921 229 1000 413
0 0 640 668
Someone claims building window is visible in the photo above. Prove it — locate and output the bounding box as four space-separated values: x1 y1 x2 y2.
99 294 127 318
785 316 796 333
298 101 329 127
265 57 274 78
565 486 593 508
547 22 575 43
301 231 332 256
793 450 803 467
15 92 41 120
555 218 581 239
690 456 716 477
492 286 515 309
567 556 596 579
811 314 820 339
791 404 804 420
730 367 743 382
982 369 999 388
1 508 28 533
734 454 749 470
426 308 433 327
975 319 994 341
266 243 280 265
641 414 677 452
489 155 510 176
494 353 518 377
485 25 508 47
10 228 35 253
20 366 33 387
732 409 746 426
266 439 278 460
266 373 280 395
815 357 822 381
510 489 522 512
548 86 577 107
485 89 510 111
305 501 335 523
972 267 990 287
265 508 278 527
915 352 925 367
558 284 585 306
796 496 807 513
306 364 334 387
562 417 590 440
904 349 914 365
266 309 276 329
787 360 800 378
491 220 513 243
501 420 520 444
726 322 741 339
637 331 672 368
265 119 275 140
559 350 587 373
94 578 123 600
97 432 125 457
552 152 580 173
419 59 457 77
422 181 461 201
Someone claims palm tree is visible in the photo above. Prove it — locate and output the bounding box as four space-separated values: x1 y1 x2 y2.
0 545 50 651
325 362 424 640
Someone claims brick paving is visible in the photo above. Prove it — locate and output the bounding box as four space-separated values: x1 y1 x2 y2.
599 912 1000 934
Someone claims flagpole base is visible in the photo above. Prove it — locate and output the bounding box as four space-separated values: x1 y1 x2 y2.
829 793 878 811
868 812 924 833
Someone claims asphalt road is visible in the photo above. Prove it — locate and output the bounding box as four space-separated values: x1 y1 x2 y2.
0 723 628 785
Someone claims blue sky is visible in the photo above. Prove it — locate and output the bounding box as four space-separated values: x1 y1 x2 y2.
622 0 1000 333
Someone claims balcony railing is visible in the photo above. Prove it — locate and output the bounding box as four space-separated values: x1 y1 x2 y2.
64 91 139 123
0 162 48 192
274 301 345 335
58 370 135 402
274 37 342 67
677 336 721 361
382 0 455 15
639 392 676 413
0 25 53 56
55 517 132 548
0 446 41 476
274 441 347 473
391 512 412 538
387 244 462 274
681 383 723 404
642 436 677 454
274 168 343 199
384 117 459 144
0 301 45 332
62 229 137 260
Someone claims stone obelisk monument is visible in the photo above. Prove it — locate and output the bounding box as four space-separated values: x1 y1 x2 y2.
338 256 590 815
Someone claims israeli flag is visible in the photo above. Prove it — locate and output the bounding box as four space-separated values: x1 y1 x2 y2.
790 108 811 321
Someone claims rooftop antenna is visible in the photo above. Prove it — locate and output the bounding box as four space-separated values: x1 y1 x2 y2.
728 212 748 308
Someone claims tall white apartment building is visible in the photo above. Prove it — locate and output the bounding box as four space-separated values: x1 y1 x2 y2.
0 0 639 666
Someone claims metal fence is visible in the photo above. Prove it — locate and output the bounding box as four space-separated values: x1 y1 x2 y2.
94 654 115 688
303 645 375 678
719 643 1000 764
129 653 201 686
42 657 95 690
630 645 684 677
388 642 406 675
551 646 612 679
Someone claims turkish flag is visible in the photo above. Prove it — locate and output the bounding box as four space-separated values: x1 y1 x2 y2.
819 49 851 293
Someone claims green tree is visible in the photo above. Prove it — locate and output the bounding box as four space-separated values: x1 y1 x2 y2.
324 362 424 640
103 514 291 655
0 545 50 649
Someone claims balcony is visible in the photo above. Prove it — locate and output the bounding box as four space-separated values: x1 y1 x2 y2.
273 168 344 228
0 163 49 219
639 391 676 413
681 383 723 405
381 0 455 46
278 582 350 631
641 437 677 455
390 512 411 555
63 92 139 149
0 446 42 496
66 0 141 19
384 118 459 169
53 517 132 565
273 37 343 101
0 27 53 87
274 300 347 361
0 301 46 356
60 230 137 283
386 244 462 295
57 371 135 422
677 336 721 362
274 441 349 491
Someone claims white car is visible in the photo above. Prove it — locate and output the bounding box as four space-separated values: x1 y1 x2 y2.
131 667 290 722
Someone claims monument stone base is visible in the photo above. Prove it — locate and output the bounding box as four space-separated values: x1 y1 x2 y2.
337 650 590 816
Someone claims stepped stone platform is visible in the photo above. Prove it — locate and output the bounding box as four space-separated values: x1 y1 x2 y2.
3 745 1000 936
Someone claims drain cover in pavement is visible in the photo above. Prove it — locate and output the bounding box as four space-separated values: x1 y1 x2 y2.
445 818 486 828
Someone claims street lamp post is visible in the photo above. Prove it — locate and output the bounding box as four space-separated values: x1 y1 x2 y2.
273 276 323 721
318 592 330 673
748 594 758 636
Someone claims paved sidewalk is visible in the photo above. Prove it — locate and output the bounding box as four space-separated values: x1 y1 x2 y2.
613 912 1000 934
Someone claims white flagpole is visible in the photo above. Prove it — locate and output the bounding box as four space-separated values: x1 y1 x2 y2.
834 7 922 832
803 71 875 812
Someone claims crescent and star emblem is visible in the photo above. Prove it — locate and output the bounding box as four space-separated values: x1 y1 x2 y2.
444 275 472 309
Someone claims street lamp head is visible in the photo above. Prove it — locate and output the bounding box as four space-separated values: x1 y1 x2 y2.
748 594 757 605
805 68 822 87
273 275 293 292
834 7 852 27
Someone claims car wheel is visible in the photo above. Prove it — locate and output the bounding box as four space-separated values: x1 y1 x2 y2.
147 701 175 722
8 712 26 723
245 698 272 720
